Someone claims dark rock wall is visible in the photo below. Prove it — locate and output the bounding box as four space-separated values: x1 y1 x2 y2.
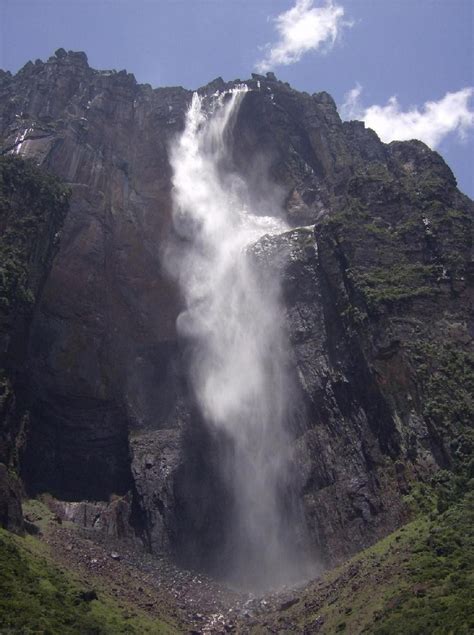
256 189 472 565
0 155 69 531
0 51 472 566
1 51 189 503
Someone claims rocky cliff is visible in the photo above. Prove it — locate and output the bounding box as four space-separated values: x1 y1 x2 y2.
0 50 472 573
0 155 69 531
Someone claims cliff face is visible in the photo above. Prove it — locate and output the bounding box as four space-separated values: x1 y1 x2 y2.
0 50 472 567
1 50 190 507
256 182 472 563
0 155 68 531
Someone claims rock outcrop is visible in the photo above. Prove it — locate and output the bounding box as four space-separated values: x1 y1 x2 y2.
0 50 472 569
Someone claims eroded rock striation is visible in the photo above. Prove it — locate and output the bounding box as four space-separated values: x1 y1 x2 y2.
0 50 472 569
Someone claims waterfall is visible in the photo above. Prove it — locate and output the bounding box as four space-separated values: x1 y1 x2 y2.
168 87 308 590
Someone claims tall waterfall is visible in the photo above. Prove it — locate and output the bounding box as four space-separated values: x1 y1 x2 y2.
168 87 308 590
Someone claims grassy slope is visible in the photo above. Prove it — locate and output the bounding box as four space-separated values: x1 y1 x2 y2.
251 488 474 634
0 524 178 635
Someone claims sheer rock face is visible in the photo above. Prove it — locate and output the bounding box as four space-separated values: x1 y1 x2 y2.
0 51 472 565
1 51 190 504
0 156 69 532
254 196 472 565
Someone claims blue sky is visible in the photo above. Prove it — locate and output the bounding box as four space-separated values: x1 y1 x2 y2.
1 0 473 197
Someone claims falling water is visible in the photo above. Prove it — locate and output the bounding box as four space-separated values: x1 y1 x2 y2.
168 87 308 590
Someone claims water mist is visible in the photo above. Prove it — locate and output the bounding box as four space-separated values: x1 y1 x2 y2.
168 87 309 591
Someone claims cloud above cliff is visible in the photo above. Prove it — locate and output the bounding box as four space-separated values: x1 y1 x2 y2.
255 0 350 73
341 85 474 149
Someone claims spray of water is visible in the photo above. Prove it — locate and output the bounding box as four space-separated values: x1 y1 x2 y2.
168 87 308 590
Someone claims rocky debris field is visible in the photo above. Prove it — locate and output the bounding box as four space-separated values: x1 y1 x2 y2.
22 485 474 634
24 498 307 634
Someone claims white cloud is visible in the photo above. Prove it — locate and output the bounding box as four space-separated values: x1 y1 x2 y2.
340 83 363 119
256 0 350 73
341 85 474 148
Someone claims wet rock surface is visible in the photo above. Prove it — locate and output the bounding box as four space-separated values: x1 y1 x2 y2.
130 428 185 553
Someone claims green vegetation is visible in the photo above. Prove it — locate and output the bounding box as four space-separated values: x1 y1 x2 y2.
318 150 472 319
412 342 474 433
0 526 177 634
322 200 372 234
372 491 474 635
255 486 473 634
348 263 438 310
0 155 69 314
